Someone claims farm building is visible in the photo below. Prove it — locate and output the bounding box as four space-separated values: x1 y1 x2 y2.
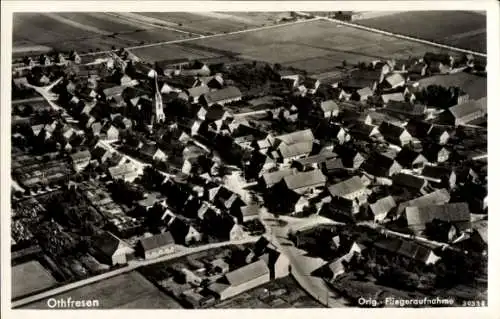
398 189 451 213
137 232 176 260
92 231 135 266
404 202 471 233
200 86 242 107
208 259 270 301
334 145 365 169
444 97 487 126
422 144 450 163
391 173 428 192
373 238 440 265
274 141 314 163
281 169 326 194
328 176 366 201
369 195 396 223
108 163 140 182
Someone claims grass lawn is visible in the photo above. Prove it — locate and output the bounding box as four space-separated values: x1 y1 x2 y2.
12 260 58 299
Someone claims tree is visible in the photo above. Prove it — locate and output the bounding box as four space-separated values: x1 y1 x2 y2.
342 60 347 68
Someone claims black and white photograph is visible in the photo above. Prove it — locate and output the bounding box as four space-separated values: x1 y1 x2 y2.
1 1 497 316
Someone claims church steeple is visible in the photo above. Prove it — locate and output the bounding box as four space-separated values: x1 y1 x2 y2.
153 72 165 124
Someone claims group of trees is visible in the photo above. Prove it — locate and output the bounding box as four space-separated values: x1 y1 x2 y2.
415 85 467 109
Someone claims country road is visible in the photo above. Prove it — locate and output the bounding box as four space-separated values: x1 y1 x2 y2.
12 236 259 308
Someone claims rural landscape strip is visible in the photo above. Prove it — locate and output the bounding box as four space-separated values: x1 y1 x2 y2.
12 237 259 308
79 14 486 61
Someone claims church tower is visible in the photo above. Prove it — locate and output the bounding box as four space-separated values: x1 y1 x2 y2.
153 72 165 123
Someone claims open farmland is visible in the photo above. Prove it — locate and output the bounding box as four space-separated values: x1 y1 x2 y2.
135 19 457 74
22 271 183 309
13 12 195 54
137 12 290 35
356 11 486 53
12 260 58 299
131 43 223 64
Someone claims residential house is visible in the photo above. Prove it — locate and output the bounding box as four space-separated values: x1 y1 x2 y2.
180 63 211 77
405 119 433 140
392 173 428 192
260 168 296 188
328 176 367 203
422 144 450 163
334 145 365 169
208 259 270 301
300 77 321 94
369 195 396 223
185 85 210 104
427 126 451 145
347 122 380 141
381 92 407 104
200 86 242 107
319 100 340 118
428 61 451 75
421 165 457 189
92 231 135 266
271 129 315 147
378 122 413 146
395 148 428 169
197 74 224 89
274 141 313 163
108 163 140 182
352 87 373 102
327 251 356 281
373 238 440 265
381 72 406 90
69 150 91 172
362 153 402 177
168 217 202 246
101 124 120 141
138 144 167 162
291 152 337 171
281 169 326 195
407 62 428 77
322 158 346 175
404 202 471 233
137 232 176 260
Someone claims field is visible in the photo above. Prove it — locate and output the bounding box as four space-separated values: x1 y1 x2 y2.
130 43 223 64
12 12 194 55
417 72 486 100
23 271 183 309
12 260 58 299
138 12 290 35
213 276 324 308
356 11 486 53
135 19 455 74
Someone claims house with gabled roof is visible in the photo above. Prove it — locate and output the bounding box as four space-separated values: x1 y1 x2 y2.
200 86 242 107
328 175 368 202
70 150 91 172
137 231 176 260
369 195 396 223
405 119 433 140
168 217 202 246
427 126 451 145
275 141 313 163
373 237 440 265
378 121 412 146
334 144 365 169
319 100 340 118
395 148 428 169
208 259 270 301
381 72 406 90
398 189 451 214
281 169 326 195
108 163 140 182
404 202 471 233
347 122 380 141
422 144 450 163
362 153 402 177
421 165 457 189
92 231 135 265
351 86 373 102
392 173 428 192
444 97 487 126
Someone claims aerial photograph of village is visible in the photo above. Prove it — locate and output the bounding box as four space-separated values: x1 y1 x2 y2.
10 10 487 309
